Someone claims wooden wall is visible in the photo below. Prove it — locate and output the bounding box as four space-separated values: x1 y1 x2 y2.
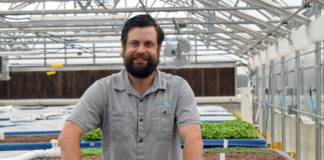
0 67 235 99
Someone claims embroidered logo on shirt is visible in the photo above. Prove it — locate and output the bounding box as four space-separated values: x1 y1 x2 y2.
154 99 173 107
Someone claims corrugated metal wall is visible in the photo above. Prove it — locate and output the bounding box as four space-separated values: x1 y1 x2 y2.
0 67 235 99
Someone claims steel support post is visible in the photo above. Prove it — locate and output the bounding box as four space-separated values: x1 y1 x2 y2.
314 3 322 160
43 43 46 66
270 60 275 143
295 51 301 160
254 67 259 124
281 57 287 152
195 35 197 63
262 64 267 134
315 41 322 160
64 45 67 65
93 43 96 64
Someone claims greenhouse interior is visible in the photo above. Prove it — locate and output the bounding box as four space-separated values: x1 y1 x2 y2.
0 0 324 159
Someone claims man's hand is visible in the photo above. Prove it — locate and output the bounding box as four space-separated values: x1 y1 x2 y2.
58 121 85 160
179 123 203 160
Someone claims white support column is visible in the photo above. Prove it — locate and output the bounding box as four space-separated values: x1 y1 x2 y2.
0 56 10 81
240 87 253 123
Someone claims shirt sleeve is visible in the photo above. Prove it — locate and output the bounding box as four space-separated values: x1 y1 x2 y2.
175 78 201 129
67 79 107 133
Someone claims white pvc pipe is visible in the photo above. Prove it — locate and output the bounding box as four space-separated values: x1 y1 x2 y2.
10 115 36 123
0 106 16 112
0 140 61 160
0 97 240 106
37 112 64 120
0 99 79 106
195 96 240 104
0 149 61 160
2 150 44 160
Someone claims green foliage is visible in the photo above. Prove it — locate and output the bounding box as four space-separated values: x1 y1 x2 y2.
80 120 258 141
81 128 102 141
203 147 271 154
81 148 101 156
201 120 258 139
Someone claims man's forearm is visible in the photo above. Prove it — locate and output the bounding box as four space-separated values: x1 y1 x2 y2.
183 138 203 160
58 121 84 160
59 135 81 160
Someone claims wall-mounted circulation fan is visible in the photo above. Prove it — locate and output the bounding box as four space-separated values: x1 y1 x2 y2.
163 38 192 68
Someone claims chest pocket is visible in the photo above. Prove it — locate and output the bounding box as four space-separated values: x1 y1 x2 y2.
111 112 129 142
151 106 174 141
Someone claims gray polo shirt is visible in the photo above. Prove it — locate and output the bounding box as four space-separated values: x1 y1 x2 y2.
67 68 200 160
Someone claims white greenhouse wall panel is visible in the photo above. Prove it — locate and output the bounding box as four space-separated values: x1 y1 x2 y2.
274 111 282 142
286 116 296 153
301 122 316 160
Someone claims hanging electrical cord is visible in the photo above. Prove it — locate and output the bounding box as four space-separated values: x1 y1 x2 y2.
308 87 316 111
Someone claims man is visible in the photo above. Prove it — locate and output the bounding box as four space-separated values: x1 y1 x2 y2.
58 14 203 160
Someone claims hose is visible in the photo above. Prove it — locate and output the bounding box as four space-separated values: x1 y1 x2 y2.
277 92 282 104
310 92 315 110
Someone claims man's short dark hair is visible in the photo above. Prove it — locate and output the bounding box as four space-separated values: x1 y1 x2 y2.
121 14 164 47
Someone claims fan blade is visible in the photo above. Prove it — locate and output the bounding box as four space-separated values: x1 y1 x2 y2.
164 43 177 57
172 55 190 67
178 38 191 53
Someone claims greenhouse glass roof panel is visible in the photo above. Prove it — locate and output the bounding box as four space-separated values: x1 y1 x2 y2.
0 0 320 69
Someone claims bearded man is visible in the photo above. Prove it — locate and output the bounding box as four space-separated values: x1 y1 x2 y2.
59 14 203 160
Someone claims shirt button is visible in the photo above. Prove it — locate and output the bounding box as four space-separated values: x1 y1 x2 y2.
139 139 143 143
139 99 143 102
139 118 143 122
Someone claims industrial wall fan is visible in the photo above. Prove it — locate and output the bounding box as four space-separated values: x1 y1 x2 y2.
163 38 192 68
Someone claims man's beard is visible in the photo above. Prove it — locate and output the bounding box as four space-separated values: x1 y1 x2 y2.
124 52 160 78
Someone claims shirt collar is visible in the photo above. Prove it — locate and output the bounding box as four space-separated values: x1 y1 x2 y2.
113 68 166 92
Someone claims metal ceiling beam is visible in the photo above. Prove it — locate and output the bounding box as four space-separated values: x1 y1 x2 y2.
6 52 235 58
193 28 251 56
198 0 291 36
195 10 277 42
157 0 262 56
241 0 315 56
0 0 70 2
240 0 310 25
191 9 277 47
191 21 267 49
0 20 281 29
165 0 278 45
0 0 304 64
0 32 248 39
1 44 230 50
0 6 302 16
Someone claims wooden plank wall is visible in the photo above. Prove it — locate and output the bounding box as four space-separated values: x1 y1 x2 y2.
0 67 235 99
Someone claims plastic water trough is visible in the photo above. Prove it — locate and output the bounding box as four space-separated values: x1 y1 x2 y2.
80 136 267 148
0 130 266 151
0 131 61 151
198 105 237 123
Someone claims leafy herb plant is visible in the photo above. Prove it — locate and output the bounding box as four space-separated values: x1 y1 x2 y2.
81 148 102 156
81 128 102 141
201 120 258 139
81 120 258 141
